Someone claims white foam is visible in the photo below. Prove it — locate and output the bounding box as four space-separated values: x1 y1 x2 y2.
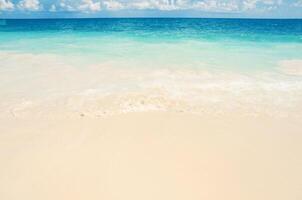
1 51 302 118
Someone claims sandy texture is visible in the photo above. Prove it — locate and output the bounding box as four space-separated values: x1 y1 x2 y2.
279 59 302 76
0 112 301 200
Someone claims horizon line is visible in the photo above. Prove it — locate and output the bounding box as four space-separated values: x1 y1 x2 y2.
1 17 302 20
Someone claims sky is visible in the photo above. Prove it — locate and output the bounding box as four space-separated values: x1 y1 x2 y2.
0 0 301 18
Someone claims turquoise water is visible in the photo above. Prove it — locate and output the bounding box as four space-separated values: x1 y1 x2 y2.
1 18 302 72
0 18 302 117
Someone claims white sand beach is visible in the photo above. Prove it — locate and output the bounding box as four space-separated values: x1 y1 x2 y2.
0 112 301 200
1 19 302 200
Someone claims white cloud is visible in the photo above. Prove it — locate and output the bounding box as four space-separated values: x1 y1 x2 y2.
4 0 287 13
129 1 152 10
129 0 168 10
193 1 218 10
0 0 14 10
103 0 124 10
37 0 281 13
78 0 101 12
127 0 192 10
54 0 101 12
242 0 282 11
18 0 41 11
242 0 258 10
193 0 239 12
293 0 302 7
59 0 76 11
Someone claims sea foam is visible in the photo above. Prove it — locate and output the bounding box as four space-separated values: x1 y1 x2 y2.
1 52 302 119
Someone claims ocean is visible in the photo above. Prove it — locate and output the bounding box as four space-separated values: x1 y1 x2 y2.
0 18 302 117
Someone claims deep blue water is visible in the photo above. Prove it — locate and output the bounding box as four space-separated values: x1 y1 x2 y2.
1 18 302 41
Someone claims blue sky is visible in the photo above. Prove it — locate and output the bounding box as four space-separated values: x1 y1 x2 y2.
0 0 302 18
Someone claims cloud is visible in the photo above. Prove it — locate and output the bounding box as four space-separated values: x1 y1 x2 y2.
125 0 282 12
0 0 292 13
293 0 302 7
17 0 41 11
54 0 101 12
58 0 76 11
78 0 101 12
242 0 259 10
127 0 177 10
103 0 124 10
0 0 14 10
242 0 282 11
193 0 239 12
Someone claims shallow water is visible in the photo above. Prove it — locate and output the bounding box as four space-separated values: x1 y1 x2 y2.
0 18 302 118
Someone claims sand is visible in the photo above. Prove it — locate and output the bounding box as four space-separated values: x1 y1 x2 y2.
0 112 301 200
279 59 302 76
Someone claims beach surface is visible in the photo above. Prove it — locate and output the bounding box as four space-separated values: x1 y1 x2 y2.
1 18 302 200
1 112 302 200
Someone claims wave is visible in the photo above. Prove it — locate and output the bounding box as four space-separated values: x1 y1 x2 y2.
1 52 302 118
